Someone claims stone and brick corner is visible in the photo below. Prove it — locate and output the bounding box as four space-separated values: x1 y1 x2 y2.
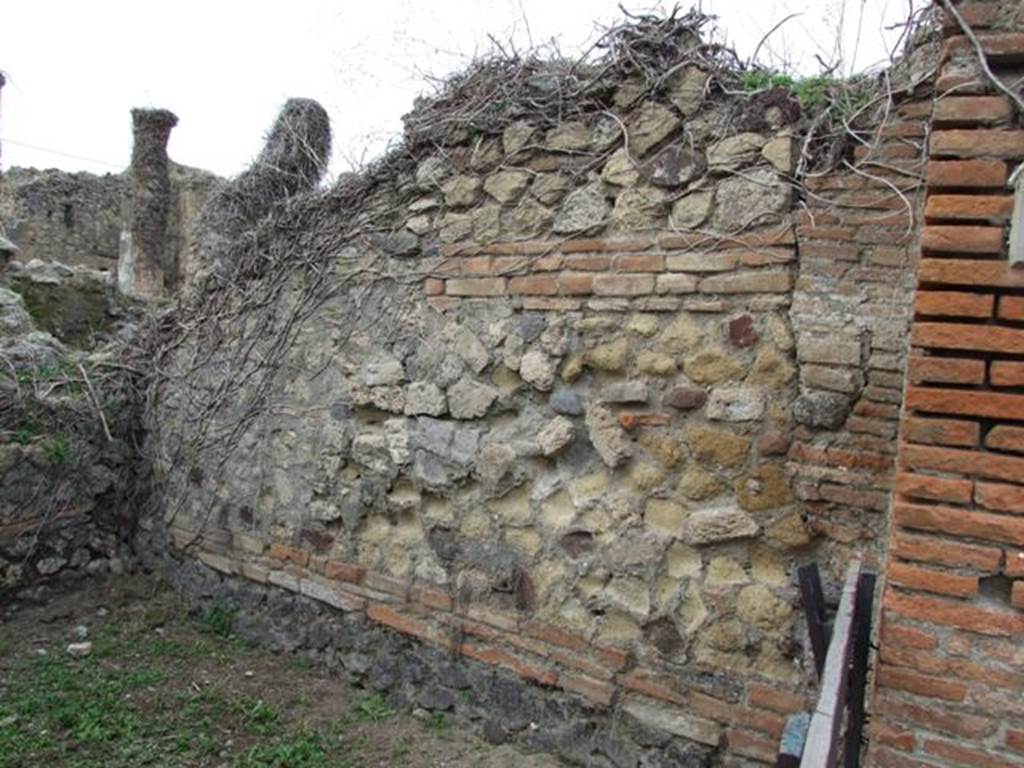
10 3 1024 766
870 3 1024 766
136 10 948 767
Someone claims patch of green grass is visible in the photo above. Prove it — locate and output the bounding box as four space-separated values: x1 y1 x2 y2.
237 732 330 768
42 435 74 465
198 603 237 638
354 694 396 723
13 421 36 445
421 711 449 736
0 653 165 767
234 696 280 735
739 68 852 111
739 69 795 92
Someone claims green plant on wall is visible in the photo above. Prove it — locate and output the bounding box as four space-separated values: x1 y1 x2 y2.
739 68 876 119
13 421 37 445
43 436 74 465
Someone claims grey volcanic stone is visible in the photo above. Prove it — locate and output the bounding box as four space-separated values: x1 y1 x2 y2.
553 184 609 234
793 391 852 430
448 378 498 419
550 390 584 416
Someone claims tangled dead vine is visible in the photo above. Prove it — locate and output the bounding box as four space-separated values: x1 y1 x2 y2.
27 5 938 540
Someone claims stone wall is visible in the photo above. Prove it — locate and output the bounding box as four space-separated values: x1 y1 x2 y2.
0 161 219 287
146 35 940 761
0 167 124 271
788 99 929 574
870 2 1024 765
0 271 134 603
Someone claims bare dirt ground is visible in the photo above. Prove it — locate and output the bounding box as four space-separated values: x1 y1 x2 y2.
0 574 563 768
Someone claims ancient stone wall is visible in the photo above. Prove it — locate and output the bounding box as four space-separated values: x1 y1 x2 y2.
0 161 218 287
0 167 125 271
0 271 135 603
870 2 1024 765
144 27 941 759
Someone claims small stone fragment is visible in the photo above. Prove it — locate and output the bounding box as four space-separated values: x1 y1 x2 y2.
441 175 483 207
612 186 671 230
706 386 765 422
531 174 572 205
670 191 714 229
66 642 93 658
602 149 640 187
599 381 649 404
503 121 537 155
553 183 610 234
546 122 591 151
519 349 557 391
666 66 708 115
682 505 760 546
586 403 633 468
762 135 797 173
628 103 681 157
707 133 768 170
585 338 630 372
640 145 706 187
663 386 707 410
404 382 447 416
549 389 584 416
713 167 790 230
364 355 405 386
484 170 531 204
728 315 759 348
793 391 851 430
538 417 575 456
447 378 498 419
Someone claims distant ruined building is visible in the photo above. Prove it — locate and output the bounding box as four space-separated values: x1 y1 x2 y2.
2 3 1024 765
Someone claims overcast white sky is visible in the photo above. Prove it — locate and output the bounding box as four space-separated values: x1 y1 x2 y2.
1 1 920 180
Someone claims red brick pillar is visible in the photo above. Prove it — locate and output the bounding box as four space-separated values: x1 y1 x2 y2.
871 2 1024 765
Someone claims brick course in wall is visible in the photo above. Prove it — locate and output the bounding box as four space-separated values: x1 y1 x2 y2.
172 526 807 763
872 3 1024 766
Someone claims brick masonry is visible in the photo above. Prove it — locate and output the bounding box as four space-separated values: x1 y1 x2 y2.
140 4 1024 766
870 3 1024 766
169 524 806 763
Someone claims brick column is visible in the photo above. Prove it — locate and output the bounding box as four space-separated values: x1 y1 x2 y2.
118 108 178 297
871 2 1024 765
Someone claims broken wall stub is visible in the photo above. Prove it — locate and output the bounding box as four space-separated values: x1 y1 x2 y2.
0 276 136 601
146 18 939 765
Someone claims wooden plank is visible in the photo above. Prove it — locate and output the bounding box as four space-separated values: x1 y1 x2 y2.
843 570 877 768
798 564 830 678
1010 165 1024 266
801 561 862 768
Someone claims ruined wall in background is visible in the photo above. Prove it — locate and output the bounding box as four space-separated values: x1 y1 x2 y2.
0 168 125 271
0 163 219 285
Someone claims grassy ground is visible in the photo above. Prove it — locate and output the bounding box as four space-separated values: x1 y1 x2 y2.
0 576 561 768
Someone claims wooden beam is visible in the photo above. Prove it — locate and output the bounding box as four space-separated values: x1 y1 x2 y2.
798 563 830 678
801 560 862 768
844 570 877 768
